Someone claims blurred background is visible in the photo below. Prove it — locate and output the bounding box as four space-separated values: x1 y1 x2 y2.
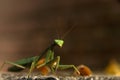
0 0 120 71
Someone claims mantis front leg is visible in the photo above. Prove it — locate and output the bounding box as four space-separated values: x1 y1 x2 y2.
28 49 54 75
36 49 54 68
35 50 55 75
27 61 36 77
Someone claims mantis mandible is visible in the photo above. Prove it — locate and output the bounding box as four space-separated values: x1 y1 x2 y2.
0 39 80 76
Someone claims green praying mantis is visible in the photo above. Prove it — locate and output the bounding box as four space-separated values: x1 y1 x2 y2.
0 39 80 76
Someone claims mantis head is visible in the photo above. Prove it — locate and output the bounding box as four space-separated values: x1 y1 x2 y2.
54 39 64 47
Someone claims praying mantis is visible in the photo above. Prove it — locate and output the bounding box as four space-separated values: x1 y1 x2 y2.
0 39 80 76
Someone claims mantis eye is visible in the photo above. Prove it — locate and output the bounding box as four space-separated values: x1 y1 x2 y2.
54 39 64 47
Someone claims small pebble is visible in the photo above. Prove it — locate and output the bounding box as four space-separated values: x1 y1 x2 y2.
35 77 57 80
17 77 32 80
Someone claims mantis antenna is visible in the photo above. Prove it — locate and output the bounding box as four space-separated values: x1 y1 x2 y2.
61 24 77 39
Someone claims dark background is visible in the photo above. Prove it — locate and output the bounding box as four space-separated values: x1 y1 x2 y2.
0 0 120 71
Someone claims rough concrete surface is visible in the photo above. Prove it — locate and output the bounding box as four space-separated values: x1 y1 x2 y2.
0 72 120 80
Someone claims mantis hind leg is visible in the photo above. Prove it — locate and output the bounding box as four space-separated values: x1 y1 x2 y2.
47 56 80 75
0 61 25 71
49 56 79 73
52 56 79 74
58 65 80 75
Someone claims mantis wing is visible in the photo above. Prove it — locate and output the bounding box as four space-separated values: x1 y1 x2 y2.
7 56 39 72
